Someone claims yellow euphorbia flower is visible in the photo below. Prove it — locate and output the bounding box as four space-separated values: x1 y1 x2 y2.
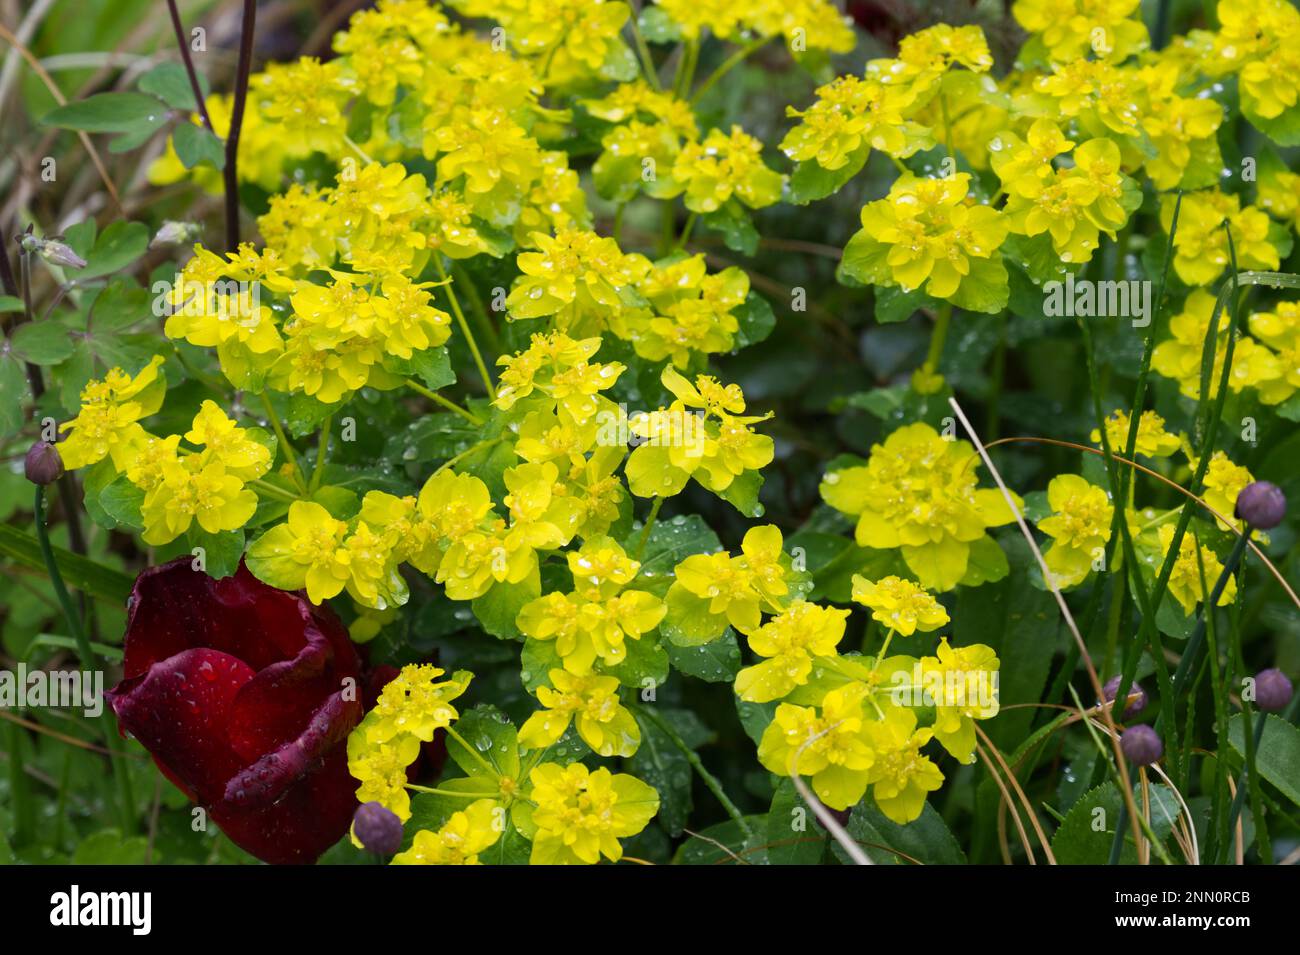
246 501 352 603
861 704 945 824
347 733 421 822
527 762 658 864
735 601 848 702
1161 190 1279 287
757 682 877 810
391 799 502 865
362 664 472 745
1157 523 1238 615
917 639 1000 764
139 454 258 546
820 423 1019 591
1091 409 1181 458
518 669 640 757
840 173 1009 311
667 125 785 214
58 356 166 471
1038 474 1113 589
1013 0 1149 64
851 575 949 636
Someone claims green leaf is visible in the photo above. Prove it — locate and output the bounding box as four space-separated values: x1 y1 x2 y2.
715 469 764 517
1229 714 1300 808
631 513 721 582
89 279 151 332
471 568 540 640
665 630 741 682
0 295 24 313
839 800 967 865
767 778 828 863
637 5 683 43
447 704 521 781
875 285 935 325
78 220 150 280
606 633 670 688
41 93 168 153
787 148 868 205
41 92 166 133
98 475 144 529
520 637 564 693
411 345 455 390
9 320 73 365
189 527 244 579
0 524 133 605
733 291 775 349
1051 782 1131 864
630 707 694 835
701 201 759 256
672 816 767 864
72 829 149 864
137 62 210 111
173 122 225 171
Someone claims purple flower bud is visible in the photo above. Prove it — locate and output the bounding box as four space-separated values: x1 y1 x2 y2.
24 441 64 486
1102 675 1148 718
1255 668 1293 714
1120 725 1163 766
38 240 88 271
352 801 403 856
1234 481 1286 530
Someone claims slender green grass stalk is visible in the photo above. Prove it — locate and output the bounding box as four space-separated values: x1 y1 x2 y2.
34 485 135 833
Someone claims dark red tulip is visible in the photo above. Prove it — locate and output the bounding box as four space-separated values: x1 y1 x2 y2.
107 558 365 864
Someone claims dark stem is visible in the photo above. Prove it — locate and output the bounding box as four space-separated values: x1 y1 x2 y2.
223 0 258 252
166 0 215 132
1164 528 1251 710
1221 713 1266 862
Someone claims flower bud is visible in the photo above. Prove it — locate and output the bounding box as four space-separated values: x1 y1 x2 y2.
352 801 403 856
151 220 203 249
1234 481 1286 530
38 239 88 271
1254 668 1293 714
24 441 65 486
1101 675 1148 718
1120 724 1163 766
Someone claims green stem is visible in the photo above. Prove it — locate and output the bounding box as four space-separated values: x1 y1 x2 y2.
691 36 773 103
444 725 501 779
309 414 331 494
403 378 484 425
675 212 697 250
247 478 299 504
923 302 952 375
1163 530 1250 708
637 497 664 561
1221 714 1266 862
5 718 33 847
435 258 495 398
872 628 896 672
628 11 662 91
34 485 134 833
453 263 503 356
259 391 307 493
638 704 753 839
406 783 499 799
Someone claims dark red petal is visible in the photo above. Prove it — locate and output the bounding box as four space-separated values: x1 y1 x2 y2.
223 692 357 809
112 559 369 864
122 560 321 677
107 648 255 805
208 748 359 865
